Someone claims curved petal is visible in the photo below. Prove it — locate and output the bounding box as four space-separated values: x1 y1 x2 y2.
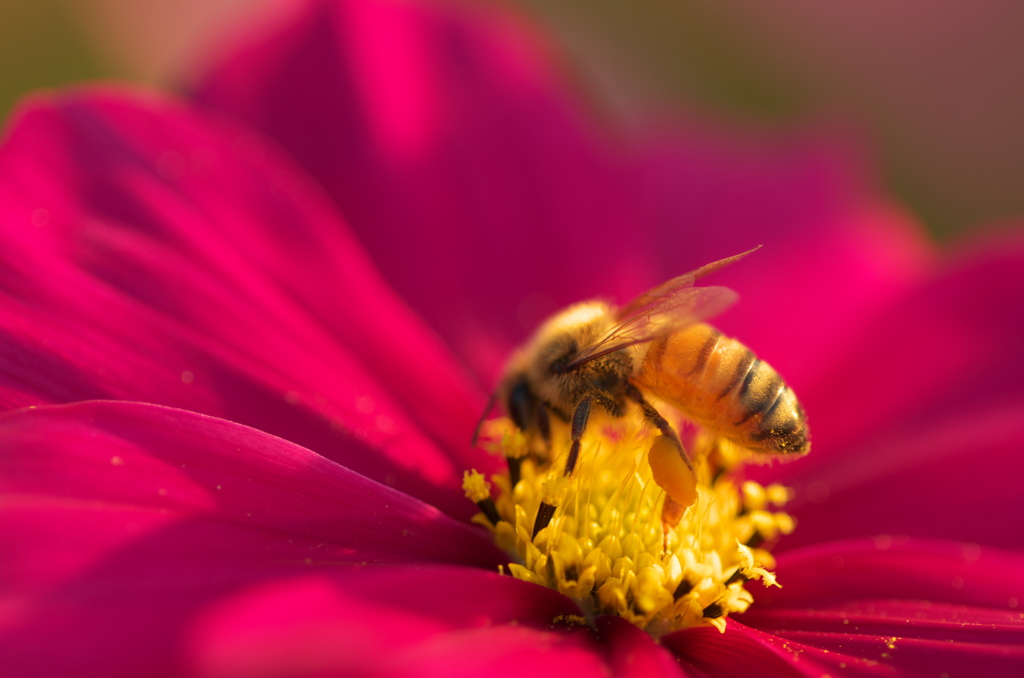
771 402 1024 551
635 129 934 389
663 622 887 678
193 0 641 378
186 569 600 678
795 231 1024 457
735 539 1024 677
756 538 1024 619
753 233 1024 549
0 88 492 516
595 616 693 677
376 625 606 678
193 0 933 382
0 401 504 676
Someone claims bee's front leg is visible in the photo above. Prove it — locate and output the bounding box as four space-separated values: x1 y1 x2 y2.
536 400 551 445
532 396 591 540
500 377 550 488
563 397 592 478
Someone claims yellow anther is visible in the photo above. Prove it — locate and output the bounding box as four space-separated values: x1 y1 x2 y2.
741 480 767 511
502 428 530 459
539 475 570 508
461 469 492 503
766 484 791 506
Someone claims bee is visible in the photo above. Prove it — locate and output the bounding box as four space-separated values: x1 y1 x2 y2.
479 247 809 537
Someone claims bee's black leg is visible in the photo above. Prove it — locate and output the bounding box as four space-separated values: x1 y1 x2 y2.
507 378 535 432
536 400 551 445
532 396 591 540
625 383 696 532
563 397 592 478
504 378 542 488
624 383 693 475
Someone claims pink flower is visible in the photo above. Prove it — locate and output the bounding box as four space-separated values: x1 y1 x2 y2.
2 0 1023 675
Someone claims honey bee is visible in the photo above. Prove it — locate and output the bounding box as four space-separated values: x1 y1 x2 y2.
479 247 809 537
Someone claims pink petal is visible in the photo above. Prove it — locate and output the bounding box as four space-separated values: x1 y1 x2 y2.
0 87 493 516
189 575 713 678
194 0 933 382
753 234 1024 549
756 538 1024 616
194 0 640 378
663 622 888 678
734 538 1024 676
763 633 1024 678
595 616 692 677
378 625 606 678
0 401 504 676
773 403 1024 551
187 569 602 678
635 129 934 390
798 231 1024 456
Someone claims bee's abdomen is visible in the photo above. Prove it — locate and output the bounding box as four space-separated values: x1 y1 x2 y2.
637 324 809 455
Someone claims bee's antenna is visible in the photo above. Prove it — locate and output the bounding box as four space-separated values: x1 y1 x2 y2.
471 388 499 447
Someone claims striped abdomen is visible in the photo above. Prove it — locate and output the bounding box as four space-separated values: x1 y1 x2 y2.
635 324 809 455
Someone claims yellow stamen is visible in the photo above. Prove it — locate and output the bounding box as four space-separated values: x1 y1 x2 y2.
467 419 796 635
462 470 492 503
462 469 501 527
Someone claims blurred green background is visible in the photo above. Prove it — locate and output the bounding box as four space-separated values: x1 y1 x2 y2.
0 2 103 113
3 0 1022 241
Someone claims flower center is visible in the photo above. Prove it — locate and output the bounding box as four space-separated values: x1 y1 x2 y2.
463 418 794 634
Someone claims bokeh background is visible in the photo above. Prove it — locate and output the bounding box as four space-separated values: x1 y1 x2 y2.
3 0 1022 240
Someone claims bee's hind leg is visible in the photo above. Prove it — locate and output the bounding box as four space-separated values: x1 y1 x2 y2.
624 383 693 472
624 383 697 532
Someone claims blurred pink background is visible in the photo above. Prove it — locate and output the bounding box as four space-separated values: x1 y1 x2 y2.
3 0 1022 240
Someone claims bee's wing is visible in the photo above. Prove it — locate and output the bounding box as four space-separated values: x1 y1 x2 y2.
564 285 738 369
564 247 758 369
618 246 760 318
